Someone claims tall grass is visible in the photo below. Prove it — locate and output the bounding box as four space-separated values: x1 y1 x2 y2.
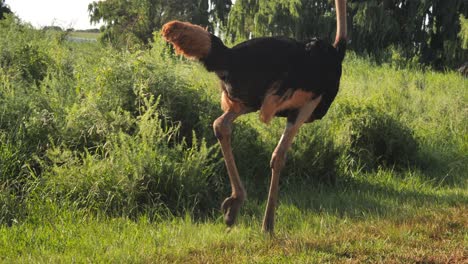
0 16 224 224
0 15 466 261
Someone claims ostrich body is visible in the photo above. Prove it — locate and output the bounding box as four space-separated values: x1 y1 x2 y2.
162 0 347 233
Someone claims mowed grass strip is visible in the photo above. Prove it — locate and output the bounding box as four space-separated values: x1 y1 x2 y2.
69 31 100 40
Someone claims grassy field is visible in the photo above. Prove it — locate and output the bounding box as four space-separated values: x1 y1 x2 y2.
1 207 465 262
69 31 100 40
0 16 467 263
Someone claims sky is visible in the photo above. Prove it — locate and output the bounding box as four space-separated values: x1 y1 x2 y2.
5 0 102 30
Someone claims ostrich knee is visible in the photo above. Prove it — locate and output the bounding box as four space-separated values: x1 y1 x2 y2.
213 116 232 141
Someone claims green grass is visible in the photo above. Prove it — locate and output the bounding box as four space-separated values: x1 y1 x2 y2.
69 31 100 40
1 198 466 262
0 16 467 262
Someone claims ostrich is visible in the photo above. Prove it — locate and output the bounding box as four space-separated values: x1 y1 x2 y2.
162 0 347 233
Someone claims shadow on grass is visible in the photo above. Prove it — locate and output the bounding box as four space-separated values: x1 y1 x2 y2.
414 147 467 188
202 118 467 226
214 112 466 221
278 175 467 219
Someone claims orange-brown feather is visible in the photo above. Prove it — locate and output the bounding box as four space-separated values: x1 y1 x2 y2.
260 89 316 124
221 91 244 113
161 20 211 60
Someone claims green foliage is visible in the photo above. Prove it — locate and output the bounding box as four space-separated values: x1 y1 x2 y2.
227 0 468 68
0 16 52 85
0 182 24 226
0 0 11 20
286 124 339 184
0 17 62 181
45 98 221 218
0 7 466 262
227 0 305 41
0 205 466 262
334 101 418 171
88 0 231 48
0 17 224 223
0 17 466 232
83 0 466 67
460 14 468 49
211 0 233 27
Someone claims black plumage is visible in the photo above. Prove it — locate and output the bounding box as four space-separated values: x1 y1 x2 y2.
202 35 345 121
162 0 348 233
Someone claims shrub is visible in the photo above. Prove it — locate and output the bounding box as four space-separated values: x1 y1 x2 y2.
0 16 54 85
334 100 419 171
0 183 24 226
286 123 340 185
44 98 222 218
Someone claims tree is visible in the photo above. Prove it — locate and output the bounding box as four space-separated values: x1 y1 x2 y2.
211 0 232 27
0 0 11 20
227 0 335 42
88 0 232 47
226 0 468 68
226 0 260 41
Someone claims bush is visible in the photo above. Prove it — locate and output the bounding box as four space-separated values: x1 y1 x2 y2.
0 183 24 226
44 98 222 218
1 15 465 227
0 16 55 85
286 123 340 185
334 100 419 171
